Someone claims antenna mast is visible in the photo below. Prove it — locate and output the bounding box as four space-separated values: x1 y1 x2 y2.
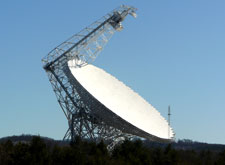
168 105 171 139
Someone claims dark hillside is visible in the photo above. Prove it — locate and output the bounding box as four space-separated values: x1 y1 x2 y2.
144 139 225 152
0 135 225 164
1 135 225 152
0 134 69 146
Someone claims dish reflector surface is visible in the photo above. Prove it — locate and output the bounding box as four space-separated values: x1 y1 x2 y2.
68 60 174 140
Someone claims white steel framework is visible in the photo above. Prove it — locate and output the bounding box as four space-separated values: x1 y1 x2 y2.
42 5 137 150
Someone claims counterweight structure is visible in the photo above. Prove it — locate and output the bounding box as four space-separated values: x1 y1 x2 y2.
42 5 137 150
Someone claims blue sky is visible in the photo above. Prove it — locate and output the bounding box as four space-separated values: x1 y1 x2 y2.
0 0 225 144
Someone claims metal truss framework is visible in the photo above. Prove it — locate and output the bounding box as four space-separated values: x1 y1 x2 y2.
46 68 133 150
42 5 137 150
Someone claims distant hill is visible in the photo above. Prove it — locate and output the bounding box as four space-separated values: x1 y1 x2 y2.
0 134 52 143
1 134 225 152
0 134 69 146
144 139 225 152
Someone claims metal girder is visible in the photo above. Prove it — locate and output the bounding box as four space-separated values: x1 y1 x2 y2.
42 5 137 70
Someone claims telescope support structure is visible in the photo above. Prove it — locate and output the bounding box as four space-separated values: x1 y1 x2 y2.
42 5 137 150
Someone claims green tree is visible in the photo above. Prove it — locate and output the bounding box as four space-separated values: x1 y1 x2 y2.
112 140 152 165
164 144 178 165
29 136 50 165
12 142 31 165
0 140 14 164
215 150 225 165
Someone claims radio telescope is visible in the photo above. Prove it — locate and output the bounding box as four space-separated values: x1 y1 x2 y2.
42 5 175 150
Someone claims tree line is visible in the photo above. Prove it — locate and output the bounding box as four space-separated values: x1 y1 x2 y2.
0 136 225 164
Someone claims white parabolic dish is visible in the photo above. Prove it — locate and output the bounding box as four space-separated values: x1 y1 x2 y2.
67 60 174 141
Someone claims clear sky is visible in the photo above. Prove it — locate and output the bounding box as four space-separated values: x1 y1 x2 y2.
0 0 225 144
